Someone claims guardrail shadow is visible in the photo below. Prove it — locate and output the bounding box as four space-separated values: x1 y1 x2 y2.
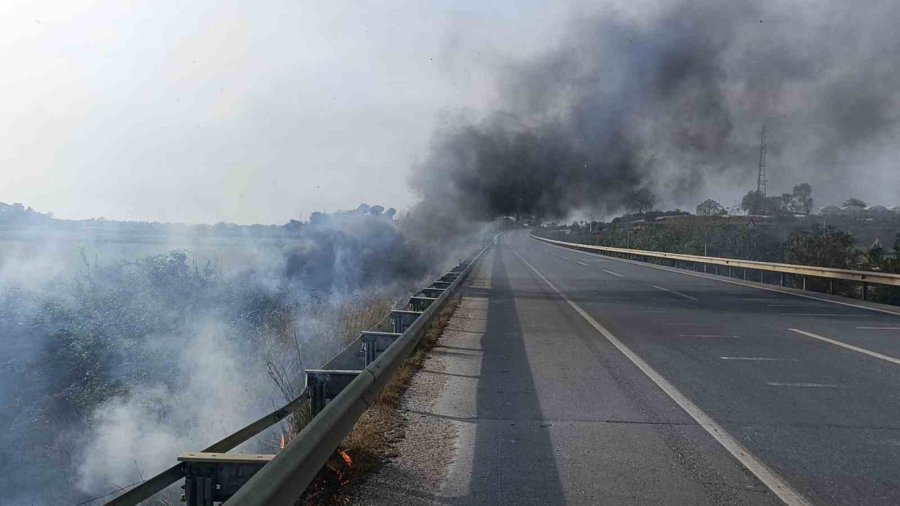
452 243 565 505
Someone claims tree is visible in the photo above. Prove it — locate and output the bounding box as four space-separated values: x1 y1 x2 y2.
369 205 384 216
741 190 766 215
742 190 791 215
627 187 657 214
843 198 867 209
791 183 813 214
696 199 726 216
784 225 858 268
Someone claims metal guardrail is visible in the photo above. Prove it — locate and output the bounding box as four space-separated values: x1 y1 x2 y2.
532 234 900 297
105 240 491 505
225 244 489 505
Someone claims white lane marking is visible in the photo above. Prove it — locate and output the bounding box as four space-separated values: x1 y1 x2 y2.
856 327 900 330
766 382 843 388
509 245 810 506
534 237 900 317
665 322 702 326
781 313 870 317
789 328 900 366
743 298 775 301
767 304 811 307
602 269 624 278
561 256 571 261
653 285 698 301
679 334 740 338
721 357 798 361
576 261 589 266
638 310 672 313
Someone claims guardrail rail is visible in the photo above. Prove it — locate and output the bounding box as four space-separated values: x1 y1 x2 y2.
105 241 491 506
532 234 900 299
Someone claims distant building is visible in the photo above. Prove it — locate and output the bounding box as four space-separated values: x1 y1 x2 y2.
866 205 893 219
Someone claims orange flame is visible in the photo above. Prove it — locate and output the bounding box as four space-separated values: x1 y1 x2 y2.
280 434 286 449
339 450 352 467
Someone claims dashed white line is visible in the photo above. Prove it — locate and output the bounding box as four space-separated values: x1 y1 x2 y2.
507 244 811 506
766 382 843 388
602 269 624 278
679 334 740 338
653 285 698 301
789 328 900 366
721 357 797 361
576 261 589 266
856 327 900 330
781 313 870 318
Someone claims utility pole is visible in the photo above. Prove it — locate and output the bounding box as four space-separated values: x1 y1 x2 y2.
756 125 767 197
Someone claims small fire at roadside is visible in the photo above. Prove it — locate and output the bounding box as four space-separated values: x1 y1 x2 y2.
339 450 353 468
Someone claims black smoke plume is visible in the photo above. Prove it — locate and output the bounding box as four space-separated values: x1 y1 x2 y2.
413 0 900 219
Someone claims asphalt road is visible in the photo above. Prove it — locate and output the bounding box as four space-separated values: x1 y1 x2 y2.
445 230 900 505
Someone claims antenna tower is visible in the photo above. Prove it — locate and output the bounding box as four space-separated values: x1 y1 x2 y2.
756 125 767 197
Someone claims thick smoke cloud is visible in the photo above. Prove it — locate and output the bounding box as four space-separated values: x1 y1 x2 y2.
0 205 486 503
413 0 900 219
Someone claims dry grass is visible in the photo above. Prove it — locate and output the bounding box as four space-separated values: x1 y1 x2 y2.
299 295 461 505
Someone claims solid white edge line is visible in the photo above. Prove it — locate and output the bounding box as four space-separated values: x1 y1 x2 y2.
603 269 624 278
508 242 810 506
533 236 900 318
654 285 699 301
789 328 900 366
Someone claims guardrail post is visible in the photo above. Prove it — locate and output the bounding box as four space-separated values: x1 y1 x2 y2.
361 332 402 365
780 272 785 286
422 288 444 298
408 296 436 312
306 370 363 415
862 282 869 301
390 310 423 333
802 276 807 291
828 279 834 294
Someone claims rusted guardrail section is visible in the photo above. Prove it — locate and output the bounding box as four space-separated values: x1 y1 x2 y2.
532 234 900 298
105 239 492 506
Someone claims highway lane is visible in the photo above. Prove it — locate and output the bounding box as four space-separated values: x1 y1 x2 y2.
435 236 778 505
510 230 900 504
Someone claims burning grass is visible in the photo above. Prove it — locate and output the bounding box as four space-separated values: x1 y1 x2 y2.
298 295 461 504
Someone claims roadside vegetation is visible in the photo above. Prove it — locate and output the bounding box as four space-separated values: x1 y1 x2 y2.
0 201 488 503
536 189 900 305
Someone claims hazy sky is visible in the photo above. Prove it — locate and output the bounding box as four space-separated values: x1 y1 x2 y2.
0 0 594 224
6 1 895 225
